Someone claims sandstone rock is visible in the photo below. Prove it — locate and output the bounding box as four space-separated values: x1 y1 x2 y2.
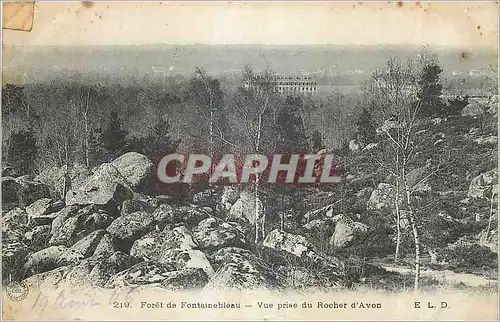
367 183 398 210
205 247 280 291
2 208 29 235
157 226 199 266
349 139 360 152
2 241 30 280
220 186 240 211
24 225 51 250
228 188 263 225
106 261 175 288
25 198 62 219
474 136 498 145
175 249 214 277
106 211 155 245
34 164 91 198
24 245 68 277
110 152 153 191
193 218 247 251
160 268 208 291
2 176 51 210
130 230 168 261
93 233 117 257
49 205 100 247
462 102 485 116
329 215 368 248
468 169 498 200
58 230 107 265
66 163 134 207
86 251 140 287
263 230 345 286
263 230 315 258
121 199 153 216
153 204 209 229
478 228 498 253
25 199 64 227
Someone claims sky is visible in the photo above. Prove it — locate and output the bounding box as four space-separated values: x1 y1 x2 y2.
2 1 498 49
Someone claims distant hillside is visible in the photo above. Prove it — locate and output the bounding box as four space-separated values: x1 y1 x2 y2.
3 44 497 85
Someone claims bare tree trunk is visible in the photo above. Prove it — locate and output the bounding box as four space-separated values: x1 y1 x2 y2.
403 166 420 291
485 190 496 242
409 212 421 291
394 179 401 263
254 113 263 244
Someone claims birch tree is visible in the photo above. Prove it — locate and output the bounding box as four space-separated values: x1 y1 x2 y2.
366 55 444 290
230 66 279 243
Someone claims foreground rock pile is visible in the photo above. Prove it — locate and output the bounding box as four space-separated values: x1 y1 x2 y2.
2 152 356 292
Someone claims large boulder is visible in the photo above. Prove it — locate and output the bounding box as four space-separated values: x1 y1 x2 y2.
219 186 240 211
468 169 498 200
366 183 401 210
24 225 51 251
228 188 264 225
130 225 199 266
49 205 103 247
153 204 209 229
23 245 68 277
2 241 30 280
263 229 316 258
93 233 117 257
34 164 91 198
487 95 498 116
349 139 360 152
175 249 214 277
329 215 368 248
160 268 209 291
121 199 153 216
205 247 280 291
130 229 169 261
106 261 175 288
193 218 247 251
2 207 29 234
2 176 51 211
25 198 64 226
478 228 498 253
106 211 155 245
58 230 107 265
462 102 485 116
110 152 154 192
263 230 345 286
66 163 134 207
23 251 138 289
157 226 199 266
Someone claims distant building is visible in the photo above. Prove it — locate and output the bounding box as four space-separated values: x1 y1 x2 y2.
244 74 318 96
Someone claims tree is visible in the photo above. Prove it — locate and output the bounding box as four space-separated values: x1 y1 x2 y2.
311 130 324 152
88 128 105 168
188 67 226 158
7 127 37 175
229 66 280 243
128 118 180 163
275 96 309 153
366 56 444 290
355 107 377 145
102 110 127 160
416 51 444 117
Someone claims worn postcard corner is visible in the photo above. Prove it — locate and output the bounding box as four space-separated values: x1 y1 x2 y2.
2 2 34 32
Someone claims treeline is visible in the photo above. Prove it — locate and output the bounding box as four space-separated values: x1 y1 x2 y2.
2 65 361 176
1 50 483 177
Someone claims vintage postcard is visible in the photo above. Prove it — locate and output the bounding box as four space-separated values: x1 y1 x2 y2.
1 1 499 321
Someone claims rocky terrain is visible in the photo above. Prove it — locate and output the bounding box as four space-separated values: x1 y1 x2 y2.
2 96 498 293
